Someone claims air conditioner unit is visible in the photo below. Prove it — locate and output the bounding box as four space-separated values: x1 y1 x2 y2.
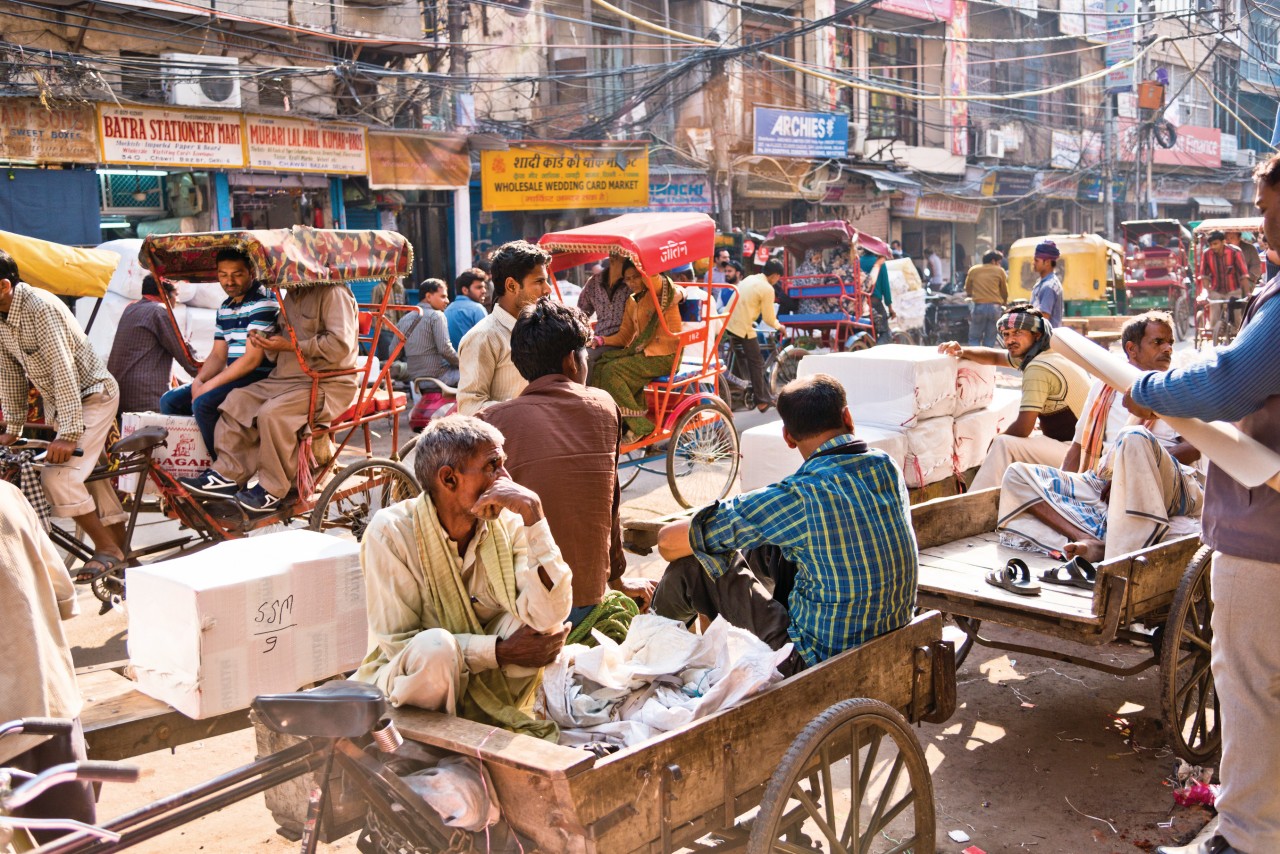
1048 209 1066 232
161 53 241 109
1238 148 1258 168
979 130 1005 159
848 122 868 157
166 173 206 218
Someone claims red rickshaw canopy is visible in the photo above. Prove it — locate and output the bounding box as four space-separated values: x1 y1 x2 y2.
139 226 413 288
539 213 716 275
764 220 891 259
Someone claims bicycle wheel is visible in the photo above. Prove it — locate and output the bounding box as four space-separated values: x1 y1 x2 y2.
747 699 935 854
1211 319 1230 347
889 328 916 346
666 399 740 509
769 347 805 396
618 448 643 490
309 458 419 541
1172 293 1192 341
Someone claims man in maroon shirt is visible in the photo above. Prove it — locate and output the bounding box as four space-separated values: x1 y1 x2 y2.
482 298 653 620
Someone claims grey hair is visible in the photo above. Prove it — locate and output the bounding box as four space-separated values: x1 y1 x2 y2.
413 415 505 492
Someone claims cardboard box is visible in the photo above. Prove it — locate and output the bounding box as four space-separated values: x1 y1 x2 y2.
126 530 367 719
117 411 212 494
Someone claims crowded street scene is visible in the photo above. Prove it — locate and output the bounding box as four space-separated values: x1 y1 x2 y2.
2 0 1280 852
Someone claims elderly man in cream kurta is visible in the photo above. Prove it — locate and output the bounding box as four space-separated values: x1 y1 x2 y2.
355 415 571 738
184 285 359 514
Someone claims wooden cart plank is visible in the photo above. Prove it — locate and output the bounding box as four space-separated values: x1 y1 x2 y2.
918 560 1099 622
1119 535 1201 621
911 487 1000 550
390 708 597 777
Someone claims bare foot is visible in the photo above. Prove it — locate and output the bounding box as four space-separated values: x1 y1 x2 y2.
1064 539 1103 563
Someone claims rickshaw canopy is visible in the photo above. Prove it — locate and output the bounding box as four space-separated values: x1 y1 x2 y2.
0 229 115 299
539 213 716 276
1121 219 1192 242
139 226 413 288
765 220 892 260
1192 217 1263 237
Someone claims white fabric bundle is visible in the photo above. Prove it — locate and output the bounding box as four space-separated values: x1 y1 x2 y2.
401 757 500 832
891 288 926 333
798 345 958 428
954 362 997 415
97 238 147 301
902 416 955 489
953 407 1000 473
989 387 1023 433
738 421 908 492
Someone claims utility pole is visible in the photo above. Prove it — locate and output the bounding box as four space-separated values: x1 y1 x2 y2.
1104 92 1115 239
448 0 471 283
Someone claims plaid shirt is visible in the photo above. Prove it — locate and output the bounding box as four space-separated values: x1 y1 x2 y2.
0 283 116 441
689 435 919 665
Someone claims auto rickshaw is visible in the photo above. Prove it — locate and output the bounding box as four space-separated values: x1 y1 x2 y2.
1007 233 1126 317
1119 219 1193 339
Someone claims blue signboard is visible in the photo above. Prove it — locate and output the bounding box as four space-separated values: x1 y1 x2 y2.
753 108 849 159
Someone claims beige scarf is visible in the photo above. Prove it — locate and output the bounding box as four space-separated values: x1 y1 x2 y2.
411 493 559 741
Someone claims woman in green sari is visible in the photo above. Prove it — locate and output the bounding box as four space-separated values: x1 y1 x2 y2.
589 259 683 441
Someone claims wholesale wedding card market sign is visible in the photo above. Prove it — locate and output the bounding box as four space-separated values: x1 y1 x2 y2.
753 108 849 159
481 144 649 211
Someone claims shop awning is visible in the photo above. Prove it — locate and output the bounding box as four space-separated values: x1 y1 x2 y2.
1193 196 1234 215
847 168 921 191
368 132 471 190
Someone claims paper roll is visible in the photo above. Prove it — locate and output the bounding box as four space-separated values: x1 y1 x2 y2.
1048 326 1280 492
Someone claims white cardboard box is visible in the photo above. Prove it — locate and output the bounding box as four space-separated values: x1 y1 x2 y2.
126 530 366 719
117 412 212 494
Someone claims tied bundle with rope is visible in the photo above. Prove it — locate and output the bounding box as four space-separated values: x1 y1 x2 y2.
565 590 640 647
0 446 52 531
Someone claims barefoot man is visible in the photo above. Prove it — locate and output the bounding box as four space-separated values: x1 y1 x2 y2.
994 312 1203 564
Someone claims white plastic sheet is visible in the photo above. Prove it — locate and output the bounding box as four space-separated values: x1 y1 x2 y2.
401 757 500 832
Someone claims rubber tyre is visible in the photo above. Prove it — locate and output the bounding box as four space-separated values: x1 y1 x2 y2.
309 459 420 541
769 347 804 396
1161 545 1220 765
890 328 916 346
1172 293 1192 342
666 399 740 509
618 448 643 491
747 698 935 854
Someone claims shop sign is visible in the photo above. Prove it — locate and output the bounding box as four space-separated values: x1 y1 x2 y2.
1051 129 1102 170
1039 172 1079 199
753 108 849 159
1059 0 1107 42
1104 0 1135 93
367 132 470 189
948 1 969 157
987 170 1036 198
97 104 244 168
890 187 920 217
1077 176 1128 205
600 174 714 214
877 0 953 22
821 180 891 215
480 144 649 211
246 115 367 175
914 194 982 223
1118 121 1221 169
0 99 98 164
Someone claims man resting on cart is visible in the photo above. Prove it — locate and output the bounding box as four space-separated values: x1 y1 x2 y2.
995 312 1203 565
179 278 359 514
651 373 918 676
940 306 1090 491
354 415 572 739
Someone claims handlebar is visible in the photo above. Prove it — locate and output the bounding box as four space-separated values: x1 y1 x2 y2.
0 816 123 843
2 761 141 810
0 718 74 739
0 438 84 458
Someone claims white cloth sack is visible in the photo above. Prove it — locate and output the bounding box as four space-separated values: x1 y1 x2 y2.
401 756 500 832
954 408 1000 473
989 387 1023 432
97 238 147 301
798 345 958 428
902 416 955 488
954 362 996 415
738 420 908 492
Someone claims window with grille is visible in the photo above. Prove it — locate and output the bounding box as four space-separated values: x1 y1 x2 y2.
258 76 291 111
119 51 164 102
867 33 917 142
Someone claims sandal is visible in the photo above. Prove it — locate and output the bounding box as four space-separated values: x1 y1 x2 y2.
1040 556 1097 590
985 558 1041 596
76 552 125 585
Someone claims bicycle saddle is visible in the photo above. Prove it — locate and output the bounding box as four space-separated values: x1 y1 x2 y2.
110 426 168 455
252 680 387 739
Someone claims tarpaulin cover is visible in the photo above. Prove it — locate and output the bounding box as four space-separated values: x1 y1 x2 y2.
0 229 114 298
539 213 715 275
0 169 100 247
140 226 413 289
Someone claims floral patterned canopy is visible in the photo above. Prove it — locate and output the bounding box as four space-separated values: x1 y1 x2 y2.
139 226 413 288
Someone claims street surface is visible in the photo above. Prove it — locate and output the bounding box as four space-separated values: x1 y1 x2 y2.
67 355 1216 852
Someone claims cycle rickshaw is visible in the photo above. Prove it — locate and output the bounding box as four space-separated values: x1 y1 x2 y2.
5 227 423 606
1189 217 1264 349
1119 219 1193 339
539 213 742 509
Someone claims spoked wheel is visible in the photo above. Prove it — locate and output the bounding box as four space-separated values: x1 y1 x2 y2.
90 567 127 606
769 346 805 396
747 699 935 854
666 399 740 509
1172 293 1192 341
618 448 644 490
1161 545 1220 764
309 458 420 541
889 328 916 346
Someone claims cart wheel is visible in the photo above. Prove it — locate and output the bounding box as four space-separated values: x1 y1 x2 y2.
1160 545 1220 765
747 699 935 854
309 459 420 541
1172 294 1192 342
666 399 739 509
619 448 643 490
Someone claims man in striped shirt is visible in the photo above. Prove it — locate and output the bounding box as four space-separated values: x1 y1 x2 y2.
160 248 277 459
653 373 918 674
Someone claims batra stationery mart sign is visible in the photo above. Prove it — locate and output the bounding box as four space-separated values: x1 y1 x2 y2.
753 108 850 159
98 104 245 168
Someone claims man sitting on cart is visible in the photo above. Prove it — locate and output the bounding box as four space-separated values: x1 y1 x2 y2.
940 305 1090 491
995 312 1202 565
179 265 359 514
652 373 918 676
354 415 571 738
0 249 129 581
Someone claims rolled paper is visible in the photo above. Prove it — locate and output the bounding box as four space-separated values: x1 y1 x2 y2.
1048 326 1280 493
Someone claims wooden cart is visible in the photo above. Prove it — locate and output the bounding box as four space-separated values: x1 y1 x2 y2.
911 488 1217 764
387 611 956 854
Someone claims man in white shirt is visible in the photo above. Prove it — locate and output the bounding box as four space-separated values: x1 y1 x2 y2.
726 259 786 411
456 241 553 415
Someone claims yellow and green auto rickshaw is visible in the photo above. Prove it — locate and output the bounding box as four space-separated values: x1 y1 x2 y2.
1007 233 1127 317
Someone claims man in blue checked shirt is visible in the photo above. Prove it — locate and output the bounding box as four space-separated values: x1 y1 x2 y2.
652 373 918 675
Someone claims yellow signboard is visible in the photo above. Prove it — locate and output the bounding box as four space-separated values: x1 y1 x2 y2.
481 144 649 211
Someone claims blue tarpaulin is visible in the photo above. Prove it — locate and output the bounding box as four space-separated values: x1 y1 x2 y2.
0 168 101 246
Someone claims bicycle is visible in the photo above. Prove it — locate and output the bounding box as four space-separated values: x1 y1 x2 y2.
0 682 493 854
1193 292 1246 350
717 329 780 411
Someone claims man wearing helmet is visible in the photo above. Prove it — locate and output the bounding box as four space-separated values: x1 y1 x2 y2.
939 305 1090 490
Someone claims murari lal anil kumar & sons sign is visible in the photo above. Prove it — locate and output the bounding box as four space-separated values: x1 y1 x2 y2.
481 144 649 211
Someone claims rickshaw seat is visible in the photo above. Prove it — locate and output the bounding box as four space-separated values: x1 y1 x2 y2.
653 369 700 384
778 312 851 325
252 680 386 739
111 426 168 455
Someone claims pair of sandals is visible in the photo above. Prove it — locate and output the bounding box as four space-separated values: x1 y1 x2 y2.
984 556 1097 597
